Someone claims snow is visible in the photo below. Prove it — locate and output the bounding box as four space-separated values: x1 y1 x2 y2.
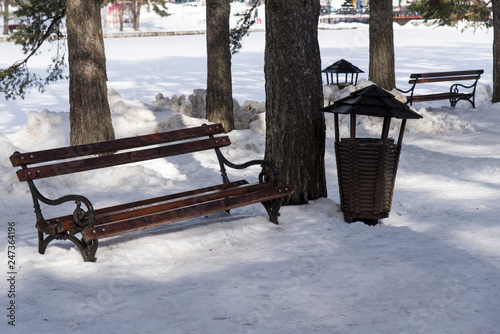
1 4 500 334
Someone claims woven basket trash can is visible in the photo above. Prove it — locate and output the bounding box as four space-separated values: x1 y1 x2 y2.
336 137 401 221
321 84 422 224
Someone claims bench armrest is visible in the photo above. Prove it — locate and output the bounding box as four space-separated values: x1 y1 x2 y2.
450 82 476 92
213 149 281 186
28 180 95 228
396 77 419 101
395 86 413 94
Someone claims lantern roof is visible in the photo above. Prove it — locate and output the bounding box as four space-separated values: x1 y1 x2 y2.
321 59 364 74
321 84 423 119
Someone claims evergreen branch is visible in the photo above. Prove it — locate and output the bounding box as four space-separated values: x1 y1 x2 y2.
0 3 66 100
6 7 66 73
408 0 491 30
229 1 259 55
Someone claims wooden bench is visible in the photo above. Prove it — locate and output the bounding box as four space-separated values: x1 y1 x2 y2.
396 70 484 108
8 24 24 33
10 123 293 262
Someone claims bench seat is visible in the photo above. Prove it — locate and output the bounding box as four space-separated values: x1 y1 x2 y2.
37 180 291 241
409 92 473 103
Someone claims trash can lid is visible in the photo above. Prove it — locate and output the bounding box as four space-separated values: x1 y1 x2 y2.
321 84 423 119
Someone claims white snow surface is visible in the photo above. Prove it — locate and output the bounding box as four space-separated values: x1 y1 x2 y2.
1 4 500 334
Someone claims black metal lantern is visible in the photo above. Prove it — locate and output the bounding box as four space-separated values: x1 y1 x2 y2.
322 84 422 225
322 59 364 88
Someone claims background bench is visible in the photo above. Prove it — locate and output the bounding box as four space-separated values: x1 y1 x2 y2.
10 124 293 262
396 70 484 108
8 24 24 33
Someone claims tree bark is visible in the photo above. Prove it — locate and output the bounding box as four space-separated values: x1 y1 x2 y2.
206 0 234 132
66 0 115 146
369 0 395 90
119 2 125 31
265 0 327 205
133 0 141 31
493 0 500 102
3 0 9 35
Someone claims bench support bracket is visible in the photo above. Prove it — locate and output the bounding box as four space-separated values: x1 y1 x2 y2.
38 230 98 262
261 198 284 224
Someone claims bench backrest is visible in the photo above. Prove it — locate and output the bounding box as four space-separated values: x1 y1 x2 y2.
409 70 483 84
10 124 230 182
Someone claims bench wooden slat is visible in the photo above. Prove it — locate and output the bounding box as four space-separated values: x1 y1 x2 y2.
93 180 250 218
16 136 231 182
38 180 269 234
10 123 225 167
409 70 483 79
410 92 472 102
81 184 293 241
36 180 250 234
409 75 481 84
96 182 274 225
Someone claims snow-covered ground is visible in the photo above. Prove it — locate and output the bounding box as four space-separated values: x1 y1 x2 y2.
1 4 500 334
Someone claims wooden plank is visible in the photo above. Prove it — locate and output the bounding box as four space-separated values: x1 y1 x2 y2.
409 70 483 79
36 180 250 234
10 123 225 167
409 75 480 84
94 180 250 218
82 185 293 241
17 136 231 182
95 182 275 225
409 93 471 102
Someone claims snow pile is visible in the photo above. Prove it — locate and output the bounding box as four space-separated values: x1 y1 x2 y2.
0 134 21 195
109 88 205 137
322 79 481 138
151 88 266 133
7 110 70 149
5 80 481 161
146 76 485 141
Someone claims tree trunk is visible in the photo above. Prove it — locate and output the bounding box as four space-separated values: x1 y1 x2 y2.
265 0 327 205
3 0 9 35
369 0 395 90
66 0 115 146
133 0 141 31
206 0 234 132
493 0 500 102
119 2 125 31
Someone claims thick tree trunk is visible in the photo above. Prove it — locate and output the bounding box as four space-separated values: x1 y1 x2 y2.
265 0 327 205
206 0 234 132
493 0 500 102
66 0 115 146
369 0 395 90
3 0 9 35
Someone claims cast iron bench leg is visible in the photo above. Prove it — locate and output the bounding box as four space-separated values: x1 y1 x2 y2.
262 198 284 224
39 230 98 262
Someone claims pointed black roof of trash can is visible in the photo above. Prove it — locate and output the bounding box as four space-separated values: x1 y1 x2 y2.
321 84 423 119
322 59 364 74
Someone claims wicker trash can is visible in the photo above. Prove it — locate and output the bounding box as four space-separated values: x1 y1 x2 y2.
336 138 400 224
321 84 422 225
